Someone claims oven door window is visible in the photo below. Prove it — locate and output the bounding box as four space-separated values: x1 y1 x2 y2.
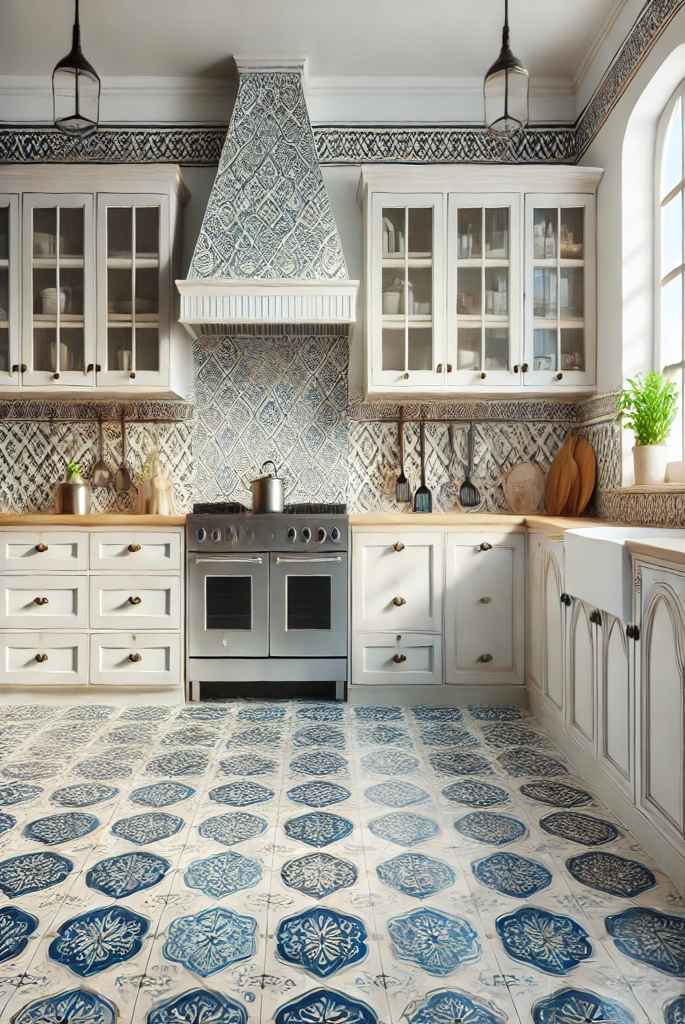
286 575 332 631
206 576 252 631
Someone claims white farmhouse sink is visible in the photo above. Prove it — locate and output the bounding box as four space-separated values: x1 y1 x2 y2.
565 527 685 621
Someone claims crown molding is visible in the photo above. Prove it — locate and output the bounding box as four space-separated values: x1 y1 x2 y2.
573 0 632 93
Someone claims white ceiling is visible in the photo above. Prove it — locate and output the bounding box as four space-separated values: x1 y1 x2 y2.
0 0 623 83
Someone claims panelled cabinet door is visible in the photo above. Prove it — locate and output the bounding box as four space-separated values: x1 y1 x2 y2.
0 195 20 387
352 531 443 632
21 193 95 387
368 193 446 391
565 599 597 756
599 613 634 799
524 194 596 389
444 531 524 684
96 194 170 389
527 533 545 691
543 543 565 717
447 194 522 388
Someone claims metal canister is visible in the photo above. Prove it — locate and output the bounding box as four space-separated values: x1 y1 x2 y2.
251 460 284 513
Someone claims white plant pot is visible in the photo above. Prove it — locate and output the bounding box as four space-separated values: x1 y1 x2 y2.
633 444 667 486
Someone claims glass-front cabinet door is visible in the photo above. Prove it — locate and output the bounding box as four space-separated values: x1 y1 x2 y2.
369 193 445 390
22 194 95 386
96 194 170 388
447 194 521 387
0 196 19 386
524 194 595 388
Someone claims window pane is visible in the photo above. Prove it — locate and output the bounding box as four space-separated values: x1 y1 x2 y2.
661 191 683 278
662 97 683 200
666 366 683 462
661 273 683 368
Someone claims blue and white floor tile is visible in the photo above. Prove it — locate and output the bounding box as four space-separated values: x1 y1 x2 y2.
0 700 682 1023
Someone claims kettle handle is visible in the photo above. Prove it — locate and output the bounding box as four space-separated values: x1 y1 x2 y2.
260 459 278 477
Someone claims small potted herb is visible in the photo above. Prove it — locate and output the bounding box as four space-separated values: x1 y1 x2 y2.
617 371 678 485
54 459 91 514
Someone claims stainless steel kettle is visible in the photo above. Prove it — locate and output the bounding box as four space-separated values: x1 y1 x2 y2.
251 460 284 513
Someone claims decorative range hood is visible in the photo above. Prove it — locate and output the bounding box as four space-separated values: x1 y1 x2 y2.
177 58 358 337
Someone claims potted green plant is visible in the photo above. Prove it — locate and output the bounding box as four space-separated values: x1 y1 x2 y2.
617 371 678 485
54 459 91 514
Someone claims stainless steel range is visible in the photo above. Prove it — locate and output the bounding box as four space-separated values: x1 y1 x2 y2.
186 503 348 702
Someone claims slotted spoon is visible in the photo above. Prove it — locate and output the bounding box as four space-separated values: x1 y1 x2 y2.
459 423 481 509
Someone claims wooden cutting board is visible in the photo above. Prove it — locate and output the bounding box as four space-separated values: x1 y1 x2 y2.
545 435 579 515
503 462 546 513
570 436 597 515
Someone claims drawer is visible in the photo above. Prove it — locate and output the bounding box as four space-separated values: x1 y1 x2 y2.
90 576 181 630
90 632 181 686
352 632 443 686
353 531 443 632
90 531 181 572
0 531 88 572
0 632 88 686
0 575 88 629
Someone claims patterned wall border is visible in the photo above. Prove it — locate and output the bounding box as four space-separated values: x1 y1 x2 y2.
577 391 620 425
348 398 580 423
0 399 193 421
0 125 226 166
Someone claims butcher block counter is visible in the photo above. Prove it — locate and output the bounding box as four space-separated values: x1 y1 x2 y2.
349 512 606 533
0 513 186 526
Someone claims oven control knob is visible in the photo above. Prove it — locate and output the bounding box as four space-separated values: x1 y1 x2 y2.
301 527 312 543
330 527 341 543
196 527 207 543
317 527 327 543
211 528 221 543
227 526 237 543
287 527 297 542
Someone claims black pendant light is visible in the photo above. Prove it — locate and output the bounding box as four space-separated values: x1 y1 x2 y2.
484 0 529 137
52 0 101 136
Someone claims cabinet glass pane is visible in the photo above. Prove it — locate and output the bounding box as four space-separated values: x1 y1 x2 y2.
661 191 683 278
382 208 405 257
484 268 509 316
108 327 133 372
560 328 585 372
59 208 84 257
382 269 404 315
34 328 57 372
533 208 558 259
33 208 57 257
61 268 83 316
108 208 132 259
484 328 509 371
108 268 133 317
137 328 160 372
407 267 432 316
0 207 8 260
485 208 509 258
457 267 481 315
408 208 432 257
457 209 482 259
560 208 584 260
457 328 481 371
136 267 159 317
60 328 84 371
382 328 404 371
33 267 58 316
0 267 7 324
661 274 683 367
408 328 432 371
560 267 584 320
533 329 558 371
136 207 160 257
534 268 557 318
0 330 8 373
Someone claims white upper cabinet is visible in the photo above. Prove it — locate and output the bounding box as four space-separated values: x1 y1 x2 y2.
359 166 602 398
0 195 20 388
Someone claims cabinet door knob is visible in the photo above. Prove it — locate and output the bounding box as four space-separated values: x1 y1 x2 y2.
392 653 407 664
35 543 48 553
392 542 405 552
127 543 142 553
478 542 492 552
128 595 142 605
96 364 102 372
33 596 49 606
52 372 60 380
479 596 492 604
477 653 494 663
480 372 487 380
392 595 407 607
129 371 136 380
513 364 520 373
401 372 410 380
521 362 529 373
86 363 94 373
560 593 572 606
20 364 27 373
11 364 18 374
128 652 142 663
446 363 453 373
436 363 443 372
555 372 563 381
35 653 48 663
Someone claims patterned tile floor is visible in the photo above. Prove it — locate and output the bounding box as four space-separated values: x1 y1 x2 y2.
0 700 682 1024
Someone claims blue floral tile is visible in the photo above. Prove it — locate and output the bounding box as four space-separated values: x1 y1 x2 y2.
566 851 656 898
198 811 267 846
275 988 378 1024
146 750 209 776
429 750 494 776
11 989 117 1024
455 811 527 846
130 781 196 807
292 724 346 749
64 705 116 720
105 724 155 745
50 783 119 808
238 703 286 722
296 703 344 721
49 904 149 976
73 756 133 780
441 780 510 808
284 811 353 847
276 906 368 977
388 907 480 975
519 781 593 808
499 749 569 777
532 988 634 1024
111 811 184 845
147 989 247 1024
412 705 463 722
86 851 171 898
354 705 403 721
281 852 357 898
403 989 507 1024
605 907 685 976
496 906 592 975
365 781 430 808
121 705 171 721
540 811 619 846
0 782 43 806
361 749 419 776
666 995 685 1024
219 754 277 776
164 906 257 976
469 703 524 721
184 850 262 898
482 723 548 748
376 852 456 899
290 751 348 776
1 759 61 781
24 811 98 846
0 906 38 964
232 725 284 747
420 724 479 747
0 812 16 837
177 704 231 720
357 724 413 747
162 725 219 747
472 852 553 898
209 781 274 806
0 851 73 897
369 811 439 847
287 781 351 807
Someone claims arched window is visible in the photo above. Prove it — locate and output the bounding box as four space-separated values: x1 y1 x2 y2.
656 81 685 458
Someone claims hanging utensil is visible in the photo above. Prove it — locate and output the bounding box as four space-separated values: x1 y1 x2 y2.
395 410 411 503
91 417 112 488
114 415 133 493
459 423 481 509
413 419 432 513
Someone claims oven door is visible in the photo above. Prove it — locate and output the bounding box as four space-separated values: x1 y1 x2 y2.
269 552 347 658
189 554 269 658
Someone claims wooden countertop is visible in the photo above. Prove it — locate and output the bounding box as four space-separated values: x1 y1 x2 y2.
0 514 186 526
628 536 685 566
349 512 605 533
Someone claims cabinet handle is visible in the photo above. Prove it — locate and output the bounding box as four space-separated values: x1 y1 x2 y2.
20 364 27 373
392 542 405 552
480 372 487 380
478 542 492 552
477 653 494 663
35 543 48 553
479 596 492 604
52 372 60 380
86 363 94 373
401 372 410 380
521 362 529 373
589 609 602 626
626 624 641 641
33 596 49 606
11 364 18 374
96 364 101 372
34 653 48 663
513 364 519 373
555 372 563 381
128 652 143 663
436 363 443 372
127 543 142 553
392 596 407 607
392 653 407 664
560 592 572 606
129 371 136 380
128 595 142 605
446 363 453 373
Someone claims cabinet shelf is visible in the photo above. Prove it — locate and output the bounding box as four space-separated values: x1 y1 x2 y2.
32 314 84 326
107 314 159 325
382 257 432 269
533 258 585 268
106 256 160 269
0 259 8 268
32 257 84 269
382 314 433 325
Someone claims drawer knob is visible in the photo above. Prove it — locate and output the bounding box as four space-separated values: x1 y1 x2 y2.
477 653 494 663
589 609 602 626
479 596 492 604
626 624 641 641
33 596 49 606
478 542 492 552
35 543 48 553
392 542 405 552
392 596 407 607
128 595 142 606
560 593 572 607
35 653 48 663
127 543 142 553
392 653 407 664
128 652 143 663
